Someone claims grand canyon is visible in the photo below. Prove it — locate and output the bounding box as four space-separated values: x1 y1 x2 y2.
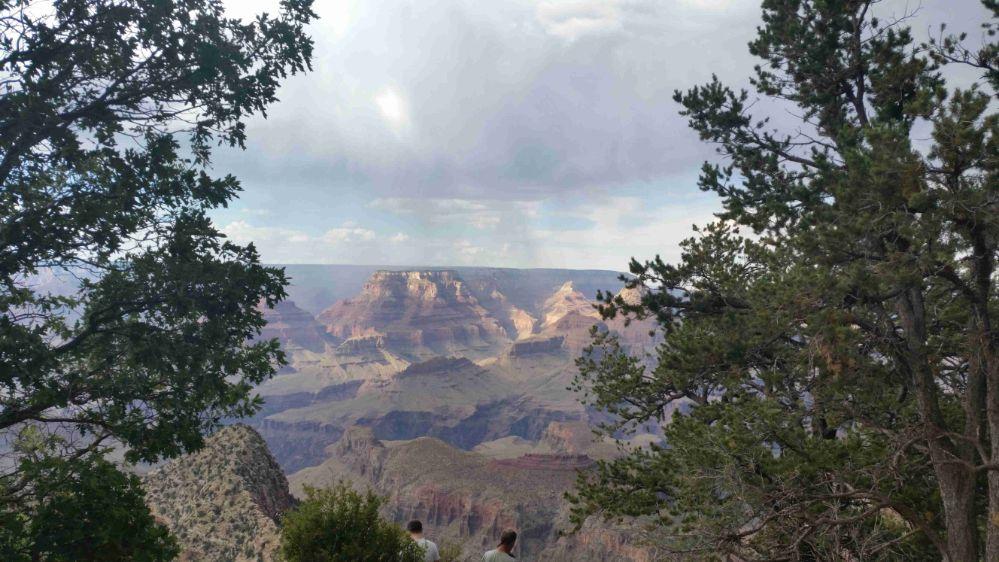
144 265 664 561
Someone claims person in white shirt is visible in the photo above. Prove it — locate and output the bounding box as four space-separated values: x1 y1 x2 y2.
483 530 517 561
407 520 441 562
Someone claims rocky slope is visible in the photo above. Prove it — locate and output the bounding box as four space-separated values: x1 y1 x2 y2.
535 281 659 355
289 428 658 562
143 425 295 562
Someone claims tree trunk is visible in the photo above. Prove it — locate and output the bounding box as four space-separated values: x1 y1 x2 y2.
985 348 999 561
935 461 979 562
898 289 979 561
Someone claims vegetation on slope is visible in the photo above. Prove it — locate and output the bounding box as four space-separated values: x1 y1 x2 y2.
144 425 295 562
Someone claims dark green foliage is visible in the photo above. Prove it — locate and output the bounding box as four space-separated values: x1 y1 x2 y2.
570 1 997 561
0 0 315 558
0 428 178 561
279 483 425 562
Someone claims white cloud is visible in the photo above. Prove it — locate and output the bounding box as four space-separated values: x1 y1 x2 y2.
455 240 485 256
213 0 764 200
371 197 541 230
323 225 377 244
680 0 737 11
220 191 719 270
222 221 311 245
220 220 399 264
536 1 623 41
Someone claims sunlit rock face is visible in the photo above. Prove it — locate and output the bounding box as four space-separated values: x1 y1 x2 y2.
318 270 511 360
535 281 607 353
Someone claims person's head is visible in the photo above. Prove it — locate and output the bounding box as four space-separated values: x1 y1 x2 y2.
498 530 517 553
407 520 423 536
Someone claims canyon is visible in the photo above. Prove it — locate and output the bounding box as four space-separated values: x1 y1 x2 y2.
150 266 663 560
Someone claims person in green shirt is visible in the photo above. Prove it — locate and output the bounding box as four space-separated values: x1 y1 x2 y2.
483 530 517 561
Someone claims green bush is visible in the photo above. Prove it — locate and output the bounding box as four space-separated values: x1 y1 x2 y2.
280 483 424 562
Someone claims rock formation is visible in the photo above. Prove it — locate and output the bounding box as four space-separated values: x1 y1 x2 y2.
249 271 664 474
540 281 602 330
535 281 609 353
490 453 594 470
40 266 669 561
541 420 598 454
235 267 668 560
318 270 511 360
279 265 625 318
143 425 295 562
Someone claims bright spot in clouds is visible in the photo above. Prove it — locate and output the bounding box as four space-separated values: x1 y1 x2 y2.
375 89 407 127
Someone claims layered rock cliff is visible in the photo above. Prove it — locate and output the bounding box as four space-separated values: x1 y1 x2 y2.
143 425 295 562
318 270 511 360
509 334 566 356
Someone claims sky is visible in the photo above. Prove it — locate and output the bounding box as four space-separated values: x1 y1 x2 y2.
212 0 990 271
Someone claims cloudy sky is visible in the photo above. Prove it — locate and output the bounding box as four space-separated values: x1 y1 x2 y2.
212 0 989 271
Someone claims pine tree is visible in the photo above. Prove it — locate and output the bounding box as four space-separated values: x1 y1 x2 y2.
570 2 997 560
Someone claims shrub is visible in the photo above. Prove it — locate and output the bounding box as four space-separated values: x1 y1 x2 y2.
279 483 424 562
